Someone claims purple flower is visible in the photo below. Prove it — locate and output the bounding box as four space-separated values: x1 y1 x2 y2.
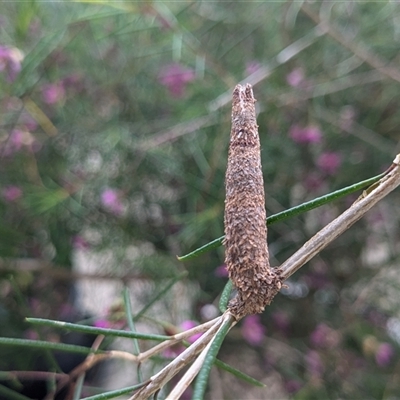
2 129 39 156
62 73 83 91
241 315 266 346
310 323 330 348
94 319 111 329
375 342 394 367
101 188 124 216
214 264 229 278
24 329 39 340
303 172 324 192
72 235 90 250
41 81 66 105
289 124 322 144
316 152 342 175
20 114 38 131
180 320 202 343
285 379 302 394
305 350 324 377
339 105 356 131
158 63 195 98
0 45 23 82
286 67 304 87
310 323 340 348
271 311 290 334
245 61 261 75
2 186 22 202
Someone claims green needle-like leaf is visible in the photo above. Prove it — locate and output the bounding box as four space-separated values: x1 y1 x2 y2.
214 359 265 387
25 318 171 341
0 337 99 355
178 172 384 261
0 384 32 400
81 383 146 400
192 315 234 400
133 271 188 321
219 280 233 313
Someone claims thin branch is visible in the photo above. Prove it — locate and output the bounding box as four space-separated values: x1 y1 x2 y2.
279 154 400 280
136 317 221 363
0 258 158 282
208 25 326 112
301 4 400 83
129 317 224 400
166 313 234 400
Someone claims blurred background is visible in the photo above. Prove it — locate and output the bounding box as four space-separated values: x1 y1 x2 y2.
1 1 400 399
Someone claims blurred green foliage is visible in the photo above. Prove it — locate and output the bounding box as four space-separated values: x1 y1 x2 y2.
0 1 400 399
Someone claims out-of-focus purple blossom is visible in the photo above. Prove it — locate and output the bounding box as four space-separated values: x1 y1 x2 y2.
2 128 39 156
94 319 111 329
289 124 322 144
303 172 324 192
58 303 75 319
285 379 302 394
164 344 185 358
214 264 228 278
366 309 386 328
246 61 261 75
20 114 38 131
271 311 290 334
310 323 340 349
72 235 90 250
6 129 24 154
317 152 342 175
101 188 124 216
0 45 24 82
41 81 66 105
158 63 195 98
305 350 324 377
241 315 266 346
24 329 39 340
286 67 304 87
62 73 84 92
339 105 356 131
304 272 329 291
2 186 22 202
180 320 202 343
375 342 394 367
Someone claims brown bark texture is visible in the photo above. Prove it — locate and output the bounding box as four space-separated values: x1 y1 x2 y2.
224 84 282 320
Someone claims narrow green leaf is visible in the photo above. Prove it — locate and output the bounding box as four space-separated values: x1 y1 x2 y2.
81 383 146 400
73 373 85 400
123 287 141 354
178 172 385 261
177 236 223 261
26 318 171 341
0 337 98 355
192 315 234 400
0 384 32 400
219 280 233 313
123 287 142 382
214 359 265 387
133 271 188 321
12 29 67 97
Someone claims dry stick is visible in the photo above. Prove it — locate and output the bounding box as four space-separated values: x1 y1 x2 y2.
279 154 400 281
136 316 221 363
209 25 326 112
300 4 400 83
130 317 224 400
47 317 221 390
51 335 107 399
165 313 235 400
